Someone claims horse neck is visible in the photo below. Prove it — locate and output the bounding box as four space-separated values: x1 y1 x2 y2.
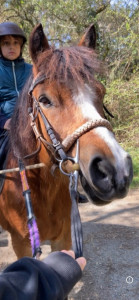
10 101 36 161
28 153 69 206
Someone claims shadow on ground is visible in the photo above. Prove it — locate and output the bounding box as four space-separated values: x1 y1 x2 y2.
69 221 139 300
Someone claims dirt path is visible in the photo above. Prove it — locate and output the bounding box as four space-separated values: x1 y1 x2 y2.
0 189 139 299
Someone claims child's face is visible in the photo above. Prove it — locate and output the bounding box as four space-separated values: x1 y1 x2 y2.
0 35 23 60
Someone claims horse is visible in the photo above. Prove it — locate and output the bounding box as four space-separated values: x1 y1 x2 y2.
0 23 133 259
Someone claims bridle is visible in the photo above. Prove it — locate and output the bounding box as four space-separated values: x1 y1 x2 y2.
28 72 112 156
20 72 113 259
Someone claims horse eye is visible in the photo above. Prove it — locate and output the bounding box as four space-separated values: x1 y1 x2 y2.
38 95 52 107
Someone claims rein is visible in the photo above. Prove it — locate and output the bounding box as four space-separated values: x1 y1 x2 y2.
19 73 113 259
19 160 42 258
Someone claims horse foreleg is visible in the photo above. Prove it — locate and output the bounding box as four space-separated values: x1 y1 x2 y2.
11 231 32 259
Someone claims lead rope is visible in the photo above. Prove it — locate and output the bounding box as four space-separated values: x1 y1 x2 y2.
19 159 42 258
69 139 83 258
69 174 83 258
59 140 83 258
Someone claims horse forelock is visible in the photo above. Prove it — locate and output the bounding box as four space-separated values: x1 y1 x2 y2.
36 46 105 93
9 46 105 158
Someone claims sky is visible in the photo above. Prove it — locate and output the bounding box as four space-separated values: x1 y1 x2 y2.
110 0 138 6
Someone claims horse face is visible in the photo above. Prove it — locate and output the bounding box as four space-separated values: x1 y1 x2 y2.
29 24 133 205
73 86 133 204
67 83 133 205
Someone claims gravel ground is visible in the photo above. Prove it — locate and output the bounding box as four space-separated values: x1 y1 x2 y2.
0 188 139 300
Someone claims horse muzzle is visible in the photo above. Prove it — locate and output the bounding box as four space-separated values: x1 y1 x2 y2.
79 153 133 206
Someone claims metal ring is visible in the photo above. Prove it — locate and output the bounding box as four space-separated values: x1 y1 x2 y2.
54 148 69 162
59 157 75 176
53 149 63 162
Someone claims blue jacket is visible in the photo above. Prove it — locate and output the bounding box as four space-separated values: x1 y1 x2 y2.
0 56 32 128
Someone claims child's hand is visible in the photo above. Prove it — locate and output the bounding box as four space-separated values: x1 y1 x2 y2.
4 118 11 130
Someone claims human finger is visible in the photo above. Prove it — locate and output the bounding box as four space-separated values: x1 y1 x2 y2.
61 250 75 259
76 257 86 271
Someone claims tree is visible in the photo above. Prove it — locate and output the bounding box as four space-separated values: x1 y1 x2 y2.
0 0 138 79
97 0 139 80
0 0 110 43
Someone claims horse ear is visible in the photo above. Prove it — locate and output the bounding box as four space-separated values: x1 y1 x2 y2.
78 24 96 49
29 23 50 62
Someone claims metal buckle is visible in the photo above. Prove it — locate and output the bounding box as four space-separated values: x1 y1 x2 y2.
53 141 60 148
59 139 80 192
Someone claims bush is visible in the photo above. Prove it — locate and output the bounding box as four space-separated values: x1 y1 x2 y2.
104 73 139 187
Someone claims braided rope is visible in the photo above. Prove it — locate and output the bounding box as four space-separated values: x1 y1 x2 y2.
62 119 113 151
30 102 113 155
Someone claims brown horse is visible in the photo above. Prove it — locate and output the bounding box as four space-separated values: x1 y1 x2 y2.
0 24 133 259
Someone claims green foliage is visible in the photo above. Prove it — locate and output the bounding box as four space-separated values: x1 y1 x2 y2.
104 75 139 131
104 73 139 187
0 0 138 79
0 0 111 46
96 0 139 80
0 0 110 58
127 147 139 188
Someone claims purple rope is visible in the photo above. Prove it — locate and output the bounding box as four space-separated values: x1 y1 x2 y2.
28 217 41 257
18 159 42 258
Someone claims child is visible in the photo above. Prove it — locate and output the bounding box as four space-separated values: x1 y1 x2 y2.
0 22 32 170
0 21 32 130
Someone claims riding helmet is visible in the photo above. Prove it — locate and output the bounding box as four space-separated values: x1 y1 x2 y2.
0 22 26 44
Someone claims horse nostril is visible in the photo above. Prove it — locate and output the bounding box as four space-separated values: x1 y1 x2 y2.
90 156 114 192
91 157 107 180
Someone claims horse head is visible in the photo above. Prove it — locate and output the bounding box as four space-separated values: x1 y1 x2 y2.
28 24 133 206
